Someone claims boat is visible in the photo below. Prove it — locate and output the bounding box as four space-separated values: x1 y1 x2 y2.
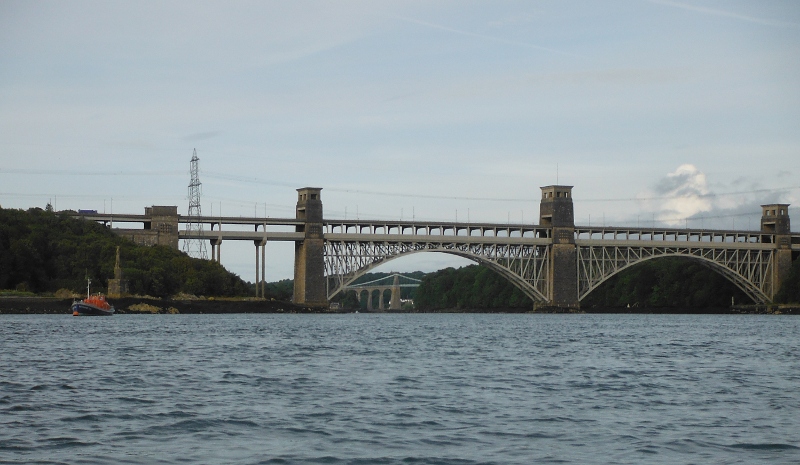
71 279 115 316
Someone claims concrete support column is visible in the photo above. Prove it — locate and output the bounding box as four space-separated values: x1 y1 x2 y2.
293 188 328 307
378 289 385 311
254 240 260 298
550 241 578 308
389 275 402 310
540 186 580 309
761 204 792 300
261 238 266 298
366 290 373 311
210 239 222 264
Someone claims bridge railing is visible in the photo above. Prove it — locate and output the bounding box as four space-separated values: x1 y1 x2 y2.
574 226 770 244
70 212 303 227
322 219 551 239
75 210 800 251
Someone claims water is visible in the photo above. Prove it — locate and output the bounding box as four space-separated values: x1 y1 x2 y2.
2 313 799 464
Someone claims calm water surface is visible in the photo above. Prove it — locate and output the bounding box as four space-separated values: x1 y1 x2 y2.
2 313 799 464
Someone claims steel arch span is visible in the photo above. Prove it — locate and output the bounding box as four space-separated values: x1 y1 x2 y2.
75 184 797 308
577 245 775 304
324 240 551 303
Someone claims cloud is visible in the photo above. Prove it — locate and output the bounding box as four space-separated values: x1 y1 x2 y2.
653 164 712 223
644 165 799 229
654 164 708 195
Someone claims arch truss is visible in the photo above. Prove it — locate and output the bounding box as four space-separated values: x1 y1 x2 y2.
576 244 775 304
320 222 792 306
324 239 551 302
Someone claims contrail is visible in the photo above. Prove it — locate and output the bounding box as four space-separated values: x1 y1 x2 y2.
647 0 800 28
393 15 584 58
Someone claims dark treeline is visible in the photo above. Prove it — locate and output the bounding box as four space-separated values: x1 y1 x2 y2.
0 207 252 298
415 257 800 311
776 257 800 304
414 265 532 311
586 256 800 307
581 258 751 308
264 279 293 301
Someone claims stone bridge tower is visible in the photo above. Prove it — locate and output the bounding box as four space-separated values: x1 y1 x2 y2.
540 186 579 308
294 188 328 307
761 204 793 298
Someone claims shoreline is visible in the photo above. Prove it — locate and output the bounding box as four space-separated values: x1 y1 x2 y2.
0 296 331 315
1 297 798 315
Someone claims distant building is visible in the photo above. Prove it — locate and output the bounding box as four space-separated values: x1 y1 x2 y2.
114 206 179 248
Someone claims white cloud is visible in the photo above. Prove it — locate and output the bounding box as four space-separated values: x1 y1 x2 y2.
640 165 799 229
652 164 712 224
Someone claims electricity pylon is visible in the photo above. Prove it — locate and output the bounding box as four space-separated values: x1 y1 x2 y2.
183 149 208 259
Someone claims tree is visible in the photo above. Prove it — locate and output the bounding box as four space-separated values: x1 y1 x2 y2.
415 265 532 311
582 257 751 308
0 207 252 297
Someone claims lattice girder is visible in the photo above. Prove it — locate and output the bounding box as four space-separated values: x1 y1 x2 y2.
577 245 774 304
325 240 550 302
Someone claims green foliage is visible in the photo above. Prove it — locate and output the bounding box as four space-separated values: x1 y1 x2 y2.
414 258 756 311
775 257 800 304
264 279 294 301
0 207 251 298
415 265 532 311
335 291 360 310
582 257 751 308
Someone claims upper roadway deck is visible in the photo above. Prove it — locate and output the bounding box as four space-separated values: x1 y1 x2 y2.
76 211 800 251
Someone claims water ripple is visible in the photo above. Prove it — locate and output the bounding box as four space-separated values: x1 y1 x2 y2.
1 314 799 464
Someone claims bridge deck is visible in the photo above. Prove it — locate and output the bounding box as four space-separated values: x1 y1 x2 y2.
75 211 799 250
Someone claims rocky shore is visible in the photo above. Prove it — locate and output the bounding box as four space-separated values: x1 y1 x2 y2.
0 296 333 315
1 296 798 315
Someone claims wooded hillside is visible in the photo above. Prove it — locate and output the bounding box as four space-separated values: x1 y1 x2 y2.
0 207 252 297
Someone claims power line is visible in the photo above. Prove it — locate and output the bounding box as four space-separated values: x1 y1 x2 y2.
3 166 798 204
579 186 800 203
0 192 185 201
202 173 799 203
0 168 185 176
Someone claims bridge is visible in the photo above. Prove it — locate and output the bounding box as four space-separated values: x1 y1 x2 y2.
344 273 421 311
76 186 799 308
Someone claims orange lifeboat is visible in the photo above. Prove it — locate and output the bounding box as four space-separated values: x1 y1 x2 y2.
71 279 116 316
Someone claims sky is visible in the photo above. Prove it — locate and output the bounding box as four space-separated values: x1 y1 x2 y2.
1 0 799 283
